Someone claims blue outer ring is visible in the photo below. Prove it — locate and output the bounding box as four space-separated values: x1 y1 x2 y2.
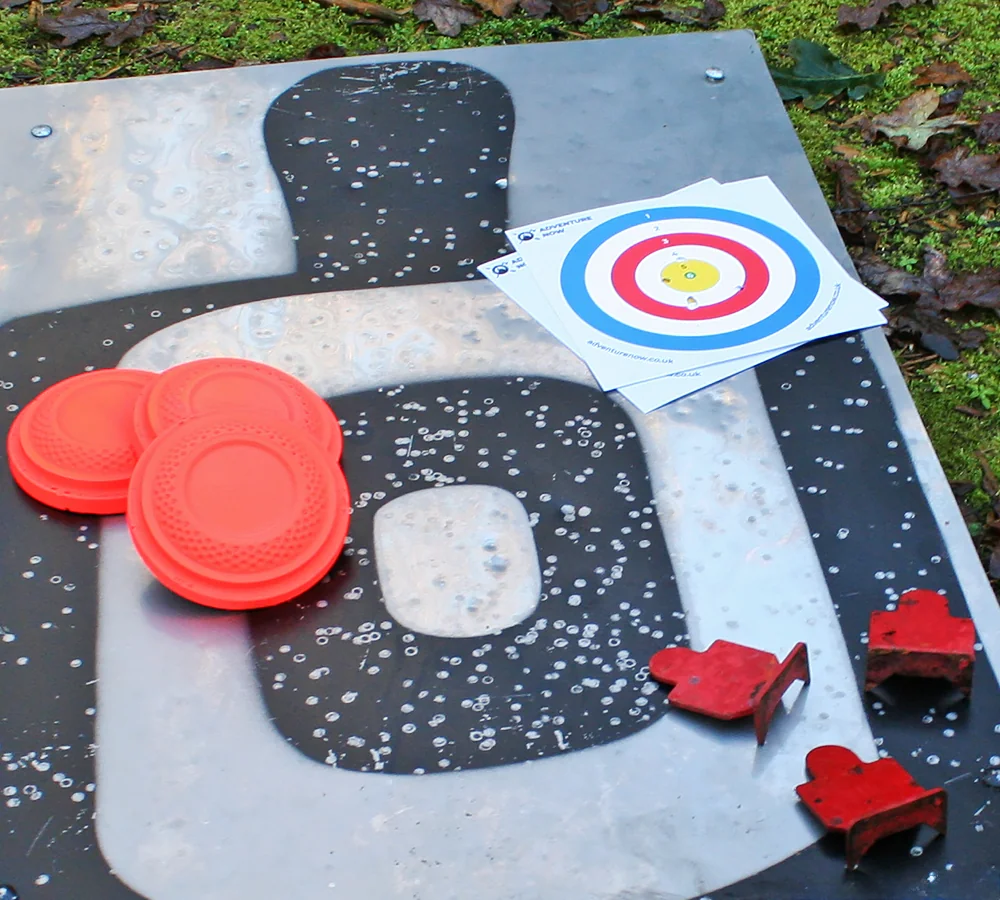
559 206 821 351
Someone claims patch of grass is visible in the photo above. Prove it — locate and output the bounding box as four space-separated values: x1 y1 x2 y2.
160 0 397 62
942 211 1000 271
786 104 842 193
907 325 1000 513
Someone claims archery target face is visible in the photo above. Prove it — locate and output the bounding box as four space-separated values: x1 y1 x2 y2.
627 240 762 318
561 206 821 351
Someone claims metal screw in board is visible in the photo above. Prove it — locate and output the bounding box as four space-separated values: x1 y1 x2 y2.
0 885 20 900
30 124 53 139
704 67 725 83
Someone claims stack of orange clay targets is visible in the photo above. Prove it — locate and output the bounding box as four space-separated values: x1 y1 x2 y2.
6 359 350 611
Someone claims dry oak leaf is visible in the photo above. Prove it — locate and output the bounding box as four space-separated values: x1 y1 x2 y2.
851 248 935 305
938 270 1000 312
933 145 1000 194
37 2 157 47
921 245 952 293
976 112 1000 146
826 157 877 242
551 0 607 22
518 0 551 14
104 4 156 47
413 0 480 34
472 0 518 15
837 0 923 31
306 43 348 59
919 246 1000 314
912 61 972 87
936 87 966 116
625 0 724 26
37 7 118 46
861 89 973 151
0 0 57 9
851 246 995 360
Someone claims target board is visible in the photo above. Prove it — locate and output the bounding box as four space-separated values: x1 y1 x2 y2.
1 34 999 900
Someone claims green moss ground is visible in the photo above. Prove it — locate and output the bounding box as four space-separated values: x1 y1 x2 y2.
3 0 1000 556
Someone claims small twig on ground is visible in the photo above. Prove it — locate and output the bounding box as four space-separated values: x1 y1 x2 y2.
94 41 174 79
832 187 998 218
310 0 406 23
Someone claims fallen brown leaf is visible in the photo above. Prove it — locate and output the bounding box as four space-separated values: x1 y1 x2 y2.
955 405 986 418
976 111 1000 146
181 55 234 71
0 0 56 8
938 269 1000 312
850 245 995 359
888 305 965 360
413 0 480 34
921 245 952 291
311 0 406 23
472 0 518 14
858 89 973 151
518 0 551 14
550 0 608 20
912 61 972 87
918 245 1000 313
537 0 601 18
935 87 965 116
826 157 877 244
103 4 156 47
306 43 348 58
851 248 935 304
625 0 724 26
837 0 923 31
976 450 1000 518
37 7 118 46
36 1 157 47
933 145 1000 196
833 143 864 159
827 157 864 209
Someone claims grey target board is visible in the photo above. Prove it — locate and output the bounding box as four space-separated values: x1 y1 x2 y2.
1 29 999 900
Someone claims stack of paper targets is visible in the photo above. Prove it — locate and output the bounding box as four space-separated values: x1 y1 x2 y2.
6 360 350 611
480 176 888 414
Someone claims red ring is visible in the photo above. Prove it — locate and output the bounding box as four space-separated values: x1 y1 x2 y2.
609 233 770 321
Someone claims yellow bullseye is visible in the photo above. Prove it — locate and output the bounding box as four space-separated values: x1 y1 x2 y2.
661 259 720 293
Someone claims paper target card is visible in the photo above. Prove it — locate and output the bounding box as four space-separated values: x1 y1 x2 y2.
506 177 887 390
479 252 784 413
